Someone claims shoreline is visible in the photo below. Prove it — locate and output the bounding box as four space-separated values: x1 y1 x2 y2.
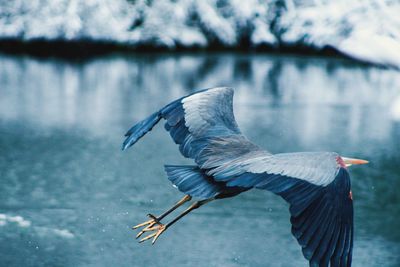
0 38 375 67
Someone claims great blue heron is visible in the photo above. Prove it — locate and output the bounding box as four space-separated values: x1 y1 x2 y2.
122 87 368 266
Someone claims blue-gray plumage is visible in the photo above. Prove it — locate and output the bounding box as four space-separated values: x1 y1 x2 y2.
123 87 368 267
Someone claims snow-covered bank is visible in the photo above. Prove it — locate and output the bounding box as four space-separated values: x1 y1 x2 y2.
1 0 399 67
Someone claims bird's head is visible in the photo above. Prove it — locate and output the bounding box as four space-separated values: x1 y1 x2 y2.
337 156 369 168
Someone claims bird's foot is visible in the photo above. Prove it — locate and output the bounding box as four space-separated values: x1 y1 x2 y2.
137 223 167 244
132 214 162 240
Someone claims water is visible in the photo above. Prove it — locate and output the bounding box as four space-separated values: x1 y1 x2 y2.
0 52 399 267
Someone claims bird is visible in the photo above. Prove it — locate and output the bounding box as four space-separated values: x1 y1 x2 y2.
122 87 368 266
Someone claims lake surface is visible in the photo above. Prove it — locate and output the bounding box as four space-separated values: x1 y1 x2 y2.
0 52 399 267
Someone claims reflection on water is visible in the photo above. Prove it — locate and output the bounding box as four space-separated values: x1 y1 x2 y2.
0 53 399 266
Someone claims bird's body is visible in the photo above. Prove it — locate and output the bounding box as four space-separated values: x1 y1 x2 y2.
123 87 368 267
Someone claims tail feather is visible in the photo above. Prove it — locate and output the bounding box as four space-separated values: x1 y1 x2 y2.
164 165 223 200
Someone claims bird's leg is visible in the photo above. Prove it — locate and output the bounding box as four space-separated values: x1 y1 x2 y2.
157 194 193 221
133 195 192 238
138 198 214 244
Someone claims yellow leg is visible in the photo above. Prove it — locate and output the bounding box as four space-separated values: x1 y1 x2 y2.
138 198 214 244
133 195 192 239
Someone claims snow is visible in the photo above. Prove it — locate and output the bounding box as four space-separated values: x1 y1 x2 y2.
0 0 400 67
339 31 400 68
0 213 31 227
0 0 133 42
46 228 75 239
279 0 400 67
0 213 74 238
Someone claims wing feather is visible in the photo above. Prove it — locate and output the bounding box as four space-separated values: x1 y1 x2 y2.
223 167 354 267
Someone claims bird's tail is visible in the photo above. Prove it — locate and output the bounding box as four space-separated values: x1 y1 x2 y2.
164 165 223 200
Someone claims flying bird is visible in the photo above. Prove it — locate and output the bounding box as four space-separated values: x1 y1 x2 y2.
122 87 368 266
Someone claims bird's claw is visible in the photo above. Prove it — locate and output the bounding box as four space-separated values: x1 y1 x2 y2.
132 214 165 241
132 214 160 229
138 224 166 244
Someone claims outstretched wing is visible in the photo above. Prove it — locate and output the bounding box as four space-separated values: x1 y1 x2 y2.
277 167 354 267
122 87 260 160
200 148 354 266
263 167 353 267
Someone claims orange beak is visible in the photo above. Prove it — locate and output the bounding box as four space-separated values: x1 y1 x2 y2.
342 157 369 167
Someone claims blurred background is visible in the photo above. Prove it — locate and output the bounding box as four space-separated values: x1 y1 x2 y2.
0 1 400 267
